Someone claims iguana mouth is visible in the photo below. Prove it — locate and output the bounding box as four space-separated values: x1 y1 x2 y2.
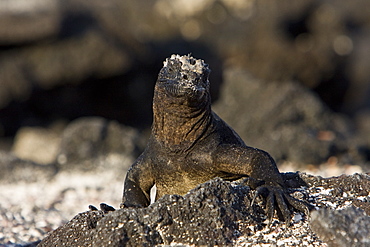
164 81 187 96
161 79 206 98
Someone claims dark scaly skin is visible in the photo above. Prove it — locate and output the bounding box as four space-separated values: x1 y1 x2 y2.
121 54 308 223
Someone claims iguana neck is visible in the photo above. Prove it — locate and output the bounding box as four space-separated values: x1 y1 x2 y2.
152 94 212 152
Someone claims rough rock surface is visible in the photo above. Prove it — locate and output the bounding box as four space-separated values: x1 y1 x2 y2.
38 173 370 246
39 178 255 246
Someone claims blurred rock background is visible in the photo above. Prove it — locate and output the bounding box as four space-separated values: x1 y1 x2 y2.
0 0 370 245
1 0 369 168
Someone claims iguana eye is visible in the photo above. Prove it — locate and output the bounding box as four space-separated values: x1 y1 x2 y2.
183 74 188 80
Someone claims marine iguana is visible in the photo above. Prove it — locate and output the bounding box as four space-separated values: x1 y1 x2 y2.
121 54 308 222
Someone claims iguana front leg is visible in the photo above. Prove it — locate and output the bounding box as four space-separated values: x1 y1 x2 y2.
121 153 154 208
213 144 309 223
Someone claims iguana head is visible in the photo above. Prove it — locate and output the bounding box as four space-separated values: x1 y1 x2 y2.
156 54 211 105
152 54 213 147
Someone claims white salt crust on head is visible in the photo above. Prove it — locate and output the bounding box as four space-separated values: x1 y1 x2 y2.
163 54 207 75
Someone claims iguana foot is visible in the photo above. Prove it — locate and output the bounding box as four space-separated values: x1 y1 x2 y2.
88 205 99 211
252 185 310 224
100 203 116 213
88 203 116 214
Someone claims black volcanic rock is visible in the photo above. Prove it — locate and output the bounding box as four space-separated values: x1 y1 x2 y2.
39 178 256 246
38 173 370 246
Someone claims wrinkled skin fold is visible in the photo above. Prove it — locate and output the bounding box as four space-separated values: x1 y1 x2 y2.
121 54 309 223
